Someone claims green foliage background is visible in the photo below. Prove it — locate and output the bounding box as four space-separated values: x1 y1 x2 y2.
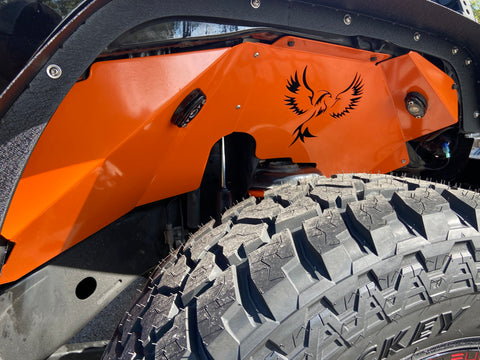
42 0 83 17
472 0 480 20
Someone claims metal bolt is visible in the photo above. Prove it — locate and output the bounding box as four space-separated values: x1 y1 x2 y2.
254 52 260 58
413 32 421 41
465 58 472 66
401 159 407 164
236 105 241 109
474 110 480 119
250 0 260 9
46 64 62 79
343 14 352 25
452 46 459 55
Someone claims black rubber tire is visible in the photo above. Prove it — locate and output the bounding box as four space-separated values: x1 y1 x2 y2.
102 174 480 360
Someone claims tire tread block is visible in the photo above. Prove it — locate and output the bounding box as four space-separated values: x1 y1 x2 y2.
302 210 358 282
182 252 221 306
275 197 322 233
272 184 311 206
442 188 480 231
310 179 360 209
188 221 231 263
218 223 270 266
346 195 403 258
362 177 408 200
247 229 299 321
153 309 189 360
196 268 238 358
392 188 451 242
236 198 283 224
222 197 257 223
156 256 190 292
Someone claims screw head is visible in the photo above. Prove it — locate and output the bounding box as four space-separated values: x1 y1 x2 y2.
250 0 260 8
413 32 421 41
46 64 62 79
401 159 407 164
236 105 241 109
465 58 473 66
452 47 459 55
254 52 260 58
474 110 480 119
343 14 352 25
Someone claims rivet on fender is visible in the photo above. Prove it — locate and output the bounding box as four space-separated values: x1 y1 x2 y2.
250 0 260 9
46 64 62 79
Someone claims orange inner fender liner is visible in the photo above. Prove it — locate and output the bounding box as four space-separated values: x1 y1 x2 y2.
0 37 457 284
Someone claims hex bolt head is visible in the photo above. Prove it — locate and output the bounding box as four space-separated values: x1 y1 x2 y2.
250 0 260 8
413 32 421 41
474 110 480 119
254 52 260 58
236 105 241 109
343 14 352 25
46 64 62 79
452 47 459 55
465 58 473 66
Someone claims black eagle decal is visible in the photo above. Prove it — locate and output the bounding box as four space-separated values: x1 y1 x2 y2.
285 66 364 145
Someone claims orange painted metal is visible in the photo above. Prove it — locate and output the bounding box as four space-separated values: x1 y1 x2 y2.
0 37 457 284
380 51 458 141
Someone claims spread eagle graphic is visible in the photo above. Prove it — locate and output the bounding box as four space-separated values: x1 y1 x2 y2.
285 66 364 145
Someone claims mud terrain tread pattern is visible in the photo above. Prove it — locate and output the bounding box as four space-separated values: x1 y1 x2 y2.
236 198 284 224
102 174 480 360
442 188 480 230
187 220 231 263
196 268 237 358
217 223 270 266
221 196 257 223
302 209 362 282
346 195 410 258
391 188 452 242
275 196 322 233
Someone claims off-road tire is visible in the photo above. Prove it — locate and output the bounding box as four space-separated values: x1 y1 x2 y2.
102 174 480 360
